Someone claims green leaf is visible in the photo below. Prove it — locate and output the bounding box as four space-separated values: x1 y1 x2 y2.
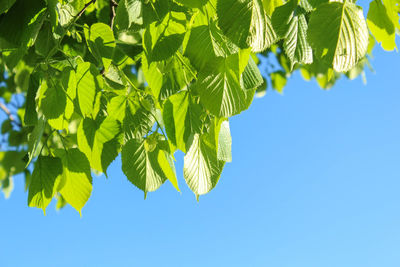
28 156 63 213
37 79 67 120
26 116 46 167
55 194 67 210
308 1 369 72
35 22 56 57
270 71 287 93
381 0 400 31
263 0 283 16
0 150 27 176
84 23 116 70
0 0 16 14
1 176 14 199
156 144 180 192
107 95 128 122
163 90 202 153
1 120 12 134
183 133 225 197
55 148 93 213
271 0 313 68
77 117 120 174
114 0 143 31
217 119 232 162
217 0 275 52
196 53 249 117
142 52 196 101
367 0 397 51
174 0 207 8
61 67 77 120
76 62 102 117
184 19 239 70
123 96 155 140
0 0 46 49
241 56 264 90
298 0 328 11
143 11 186 62
121 138 178 194
24 73 40 126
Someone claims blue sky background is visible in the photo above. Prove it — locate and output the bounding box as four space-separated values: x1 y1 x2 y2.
2 23 400 267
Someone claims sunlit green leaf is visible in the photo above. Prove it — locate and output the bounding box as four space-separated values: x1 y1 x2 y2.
55 148 93 213
367 0 397 51
122 137 178 194
77 117 120 174
84 23 116 70
184 133 225 197
308 1 369 72
28 156 63 213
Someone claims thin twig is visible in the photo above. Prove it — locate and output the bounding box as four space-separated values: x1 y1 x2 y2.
110 0 118 29
0 102 21 127
76 0 97 18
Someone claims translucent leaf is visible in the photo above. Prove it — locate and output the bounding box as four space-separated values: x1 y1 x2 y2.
55 148 93 213
308 1 369 72
0 150 26 190
184 19 239 70
1 176 14 199
272 0 313 68
143 11 186 62
367 0 397 51
107 95 128 122
183 133 225 197
163 90 202 153
37 79 66 120
76 62 102 117
61 67 77 120
196 53 249 117
174 0 207 8
123 96 155 140
270 71 287 93
263 0 283 16
121 138 178 194
26 116 45 167
217 0 276 52
142 52 196 101
77 117 120 174
84 23 116 70
241 56 264 90
114 0 143 31
217 120 232 162
28 156 63 213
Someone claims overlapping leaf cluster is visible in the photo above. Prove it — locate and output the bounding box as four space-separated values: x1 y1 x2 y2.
0 0 398 213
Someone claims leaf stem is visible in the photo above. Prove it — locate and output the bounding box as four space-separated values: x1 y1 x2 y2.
146 108 167 140
39 130 56 157
56 130 68 152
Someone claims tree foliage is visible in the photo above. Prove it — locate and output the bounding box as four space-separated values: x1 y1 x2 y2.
0 0 398 213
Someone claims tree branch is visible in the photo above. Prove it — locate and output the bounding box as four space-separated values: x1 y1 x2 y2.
0 102 21 127
76 0 97 19
110 0 118 29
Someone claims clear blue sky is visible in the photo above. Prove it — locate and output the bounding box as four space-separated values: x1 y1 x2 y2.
2 39 400 267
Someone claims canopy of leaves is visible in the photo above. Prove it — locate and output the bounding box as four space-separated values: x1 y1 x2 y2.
0 0 398 213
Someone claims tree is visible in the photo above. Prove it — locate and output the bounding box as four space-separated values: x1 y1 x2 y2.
0 0 398 213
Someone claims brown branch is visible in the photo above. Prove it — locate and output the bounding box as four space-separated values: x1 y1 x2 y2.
0 102 21 127
110 0 118 29
76 0 97 19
